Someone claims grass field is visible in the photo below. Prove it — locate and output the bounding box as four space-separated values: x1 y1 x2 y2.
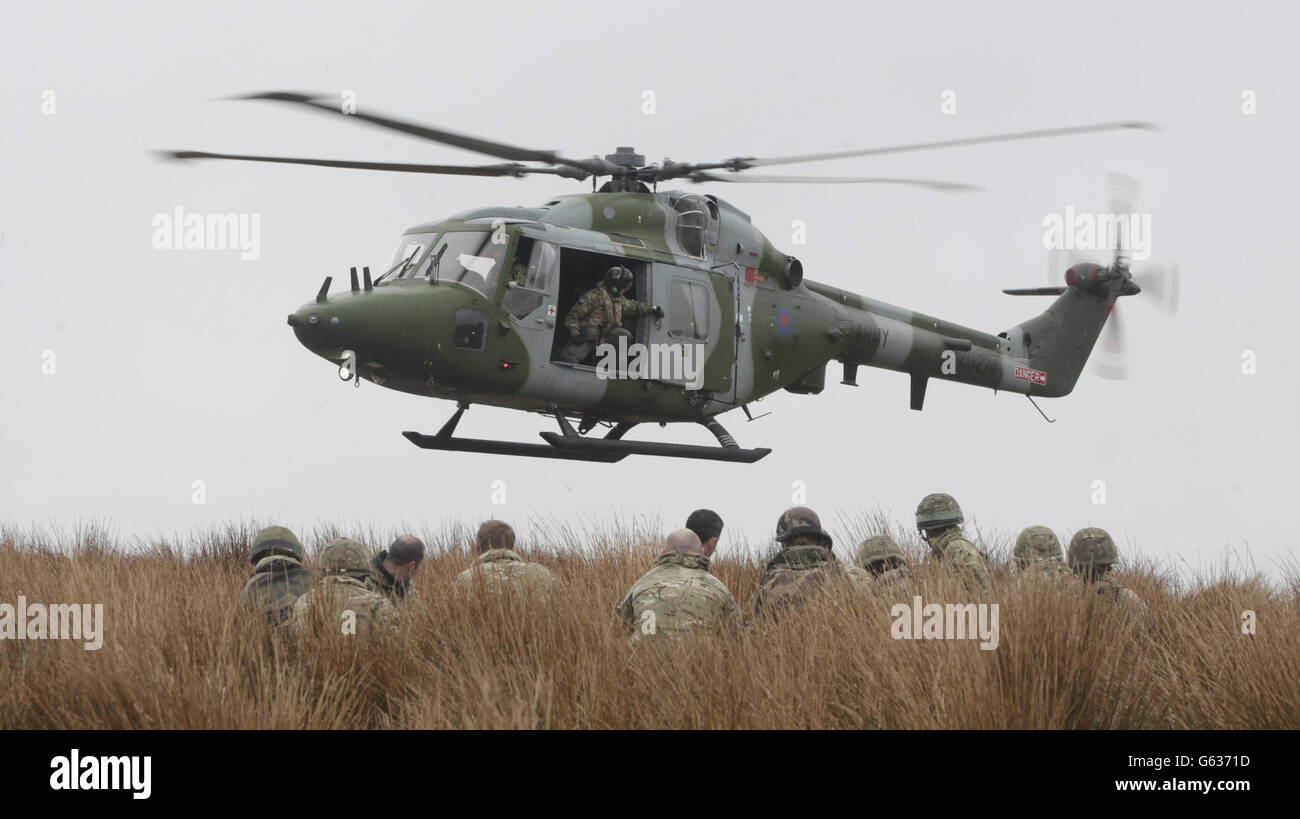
1 517 1296 729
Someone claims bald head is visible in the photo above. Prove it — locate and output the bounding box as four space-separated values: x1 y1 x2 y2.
664 528 705 556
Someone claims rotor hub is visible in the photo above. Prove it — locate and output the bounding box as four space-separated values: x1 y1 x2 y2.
604 146 646 168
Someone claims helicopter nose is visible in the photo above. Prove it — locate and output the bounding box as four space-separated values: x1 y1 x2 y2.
290 303 342 354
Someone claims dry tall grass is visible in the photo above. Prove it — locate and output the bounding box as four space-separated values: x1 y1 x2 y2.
1 517 1295 729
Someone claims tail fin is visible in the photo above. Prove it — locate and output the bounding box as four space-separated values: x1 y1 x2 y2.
1005 263 1132 397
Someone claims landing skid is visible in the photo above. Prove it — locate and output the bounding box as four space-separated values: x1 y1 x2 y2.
402 405 771 463
402 405 626 462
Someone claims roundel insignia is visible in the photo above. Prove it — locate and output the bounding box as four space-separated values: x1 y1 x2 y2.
777 306 792 335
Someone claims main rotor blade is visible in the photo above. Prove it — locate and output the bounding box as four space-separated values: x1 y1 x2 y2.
688 171 981 191
717 120 1159 172
158 150 572 177
232 91 599 176
1003 287 1067 296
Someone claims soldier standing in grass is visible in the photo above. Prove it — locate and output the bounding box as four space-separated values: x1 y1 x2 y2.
616 528 742 641
453 520 555 599
368 534 425 602
855 534 913 597
685 509 725 556
1013 526 1070 579
753 507 872 620
293 538 396 637
1067 527 1152 623
239 525 315 627
915 493 990 596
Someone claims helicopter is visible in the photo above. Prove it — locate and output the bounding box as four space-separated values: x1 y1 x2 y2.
164 92 1163 463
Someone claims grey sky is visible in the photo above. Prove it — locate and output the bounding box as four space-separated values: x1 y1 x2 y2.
2 0 1296 581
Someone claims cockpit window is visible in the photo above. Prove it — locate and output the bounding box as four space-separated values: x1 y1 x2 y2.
416 231 508 297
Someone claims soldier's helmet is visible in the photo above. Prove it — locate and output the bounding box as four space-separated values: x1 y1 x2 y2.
604 265 634 291
856 534 904 569
319 538 372 578
1014 525 1064 568
1067 527 1118 571
915 493 964 532
775 506 832 547
249 525 304 565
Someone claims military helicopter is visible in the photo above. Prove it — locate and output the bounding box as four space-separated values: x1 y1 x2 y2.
164 92 1161 463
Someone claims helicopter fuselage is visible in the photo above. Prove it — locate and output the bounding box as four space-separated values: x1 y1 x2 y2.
289 190 1109 429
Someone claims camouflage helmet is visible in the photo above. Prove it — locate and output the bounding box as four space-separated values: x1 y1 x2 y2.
1014 525 1064 568
319 538 372 577
775 506 832 546
1067 527 1118 570
915 493 963 532
604 264 634 291
249 525 304 564
856 534 904 568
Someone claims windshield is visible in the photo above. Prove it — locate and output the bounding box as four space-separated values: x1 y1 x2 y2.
378 233 437 283
414 231 508 297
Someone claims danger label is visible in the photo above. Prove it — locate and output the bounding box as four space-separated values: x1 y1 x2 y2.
1015 366 1047 385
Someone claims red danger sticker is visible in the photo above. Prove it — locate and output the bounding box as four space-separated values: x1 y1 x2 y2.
1015 366 1047 385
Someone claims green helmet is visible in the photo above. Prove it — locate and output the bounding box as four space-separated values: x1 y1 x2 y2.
1014 525 1064 568
775 506 831 546
856 534 904 568
1067 527 1118 571
249 525 304 565
915 493 963 531
604 265 633 291
319 538 371 578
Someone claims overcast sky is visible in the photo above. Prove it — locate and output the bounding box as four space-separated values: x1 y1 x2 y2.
3 0 1296 582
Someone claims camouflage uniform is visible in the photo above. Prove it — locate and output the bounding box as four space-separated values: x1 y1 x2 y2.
1068 527 1152 623
616 551 741 641
453 548 555 599
368 550 412 602
561 277 657 364
1013 525 1069 578
855 534 913 598
916 494 989 596
927 528 990 595
754 507 872 619
293 538 397 636
239 525 315 627
1093 578 1151 615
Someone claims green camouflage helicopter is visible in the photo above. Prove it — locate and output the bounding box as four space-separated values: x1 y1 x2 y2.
166 92 1160 463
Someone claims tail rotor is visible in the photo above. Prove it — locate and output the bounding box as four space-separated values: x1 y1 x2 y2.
1006 173 1178 380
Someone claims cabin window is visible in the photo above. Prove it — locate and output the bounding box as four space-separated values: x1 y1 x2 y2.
673 194 710 259
503 239 557 319
452 308 489 350
666 279 711 340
